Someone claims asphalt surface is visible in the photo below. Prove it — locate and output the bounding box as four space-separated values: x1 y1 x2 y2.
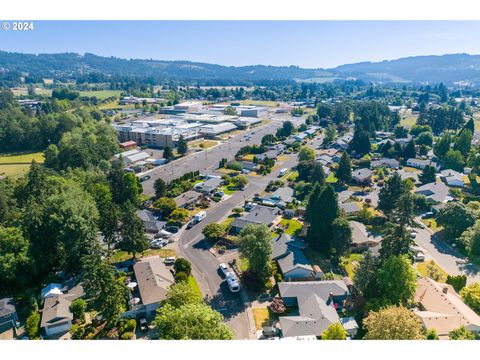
141 120 282 195
413 219 480 284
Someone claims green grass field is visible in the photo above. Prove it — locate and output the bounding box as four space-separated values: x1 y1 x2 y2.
279 218 303 236
0 151 45 177
79 90 122 100
341 253 363 278
400 114 418 128
188 275 202 298
109 248 176 263
326 172 338 183
416 260 448 282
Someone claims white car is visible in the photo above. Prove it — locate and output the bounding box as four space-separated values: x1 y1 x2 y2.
163 257 176 265
414 251 426 262
219 263 229 277
150 239 167 249
410 231 417 239
227 277 240 293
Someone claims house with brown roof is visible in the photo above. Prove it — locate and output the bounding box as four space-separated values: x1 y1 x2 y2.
133 256 175 318
414 277 480 339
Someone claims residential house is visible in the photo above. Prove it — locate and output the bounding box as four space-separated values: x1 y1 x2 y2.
41 295 74 337
316 154 333 166
230 206 282 234
268 186 295 206
241 161 257 172
277 281 358 338
292 133 308 142
132 256 175 319
194 177 223 195
174 190 203 209
0 297 18 334
272 234 315 281
414 277 480 339
370 158 399 169
256 149 281 163
352 168 372 184
349 221 382 250
414 182 453 203
406 158 438 170
340 202 361 216
440 169 466 187
40 283 84 337
136 209 166 234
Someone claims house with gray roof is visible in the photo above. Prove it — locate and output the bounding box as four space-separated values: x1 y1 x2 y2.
269 187 295 204
340 202 361 215
0 297 18 334
277 281 358 338
352 168 372 184
370 158 399 169
272 234 315 281
136 209 166 233
440 169 466 187
230 206 281 234
194 177 223 194
41 295 74 337
414 182 453 203
406 158 439 170
349 221 382 250
174 190 203 209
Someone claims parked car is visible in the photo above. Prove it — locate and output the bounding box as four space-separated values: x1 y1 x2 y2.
194 211 207 223
163 257 176 265
410 232 417 239
219 263 229 277
150 239 167 249
262 326 280 338
422 212 434 219
157 229 174 239
242 169 251 174
414 251 426 262
244 202 256 212
165 225 179 233
186 221 196 229
139 318 148 332
139 175 151 182
226 272 240 293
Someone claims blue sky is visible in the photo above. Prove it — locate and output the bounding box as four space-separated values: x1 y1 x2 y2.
1 21 480 68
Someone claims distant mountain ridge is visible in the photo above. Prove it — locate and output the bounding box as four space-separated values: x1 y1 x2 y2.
1 50 480 85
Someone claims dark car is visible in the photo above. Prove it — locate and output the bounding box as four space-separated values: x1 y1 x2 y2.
262 326 280 338
186 221 196 229
139 318 148 332
139 175 151 182
165 225 179 233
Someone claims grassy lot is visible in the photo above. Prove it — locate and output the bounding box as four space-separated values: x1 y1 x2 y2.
242 154 255 161
0 151 45 177
421 218 443 232
109 248 176 263
285 171 299 181
400 114 418 128
220 216 236 228
326 172 338 183
277 155 288 162
341 253 363 278
79 90 122 100
253 308 270 329
220 186 237 195
11 87 52 97
279 218 303 236
216 168 238 175
416 260 448 282
240 258 250 272
403 166 420 173
188 275 202 298
98 100 135 111
192 140 218 149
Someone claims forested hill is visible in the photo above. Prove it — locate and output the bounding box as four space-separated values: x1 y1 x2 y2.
2 50 480 85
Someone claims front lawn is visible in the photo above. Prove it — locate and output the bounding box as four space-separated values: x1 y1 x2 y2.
219 186 237 195
416 260 448 282
279 218 303 236
253 308 270 330
340 253 363 278
109 248 176 263
400 114 418 128
242 154 255 161
421 218 442 233
326 172 338 183
188 275 202 298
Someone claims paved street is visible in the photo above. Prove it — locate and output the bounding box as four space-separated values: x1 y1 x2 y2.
141 120 281 195
176 154 299 339
414 219 480 284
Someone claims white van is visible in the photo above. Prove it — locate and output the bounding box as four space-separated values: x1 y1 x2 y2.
194 210 207 223
279 168 288 177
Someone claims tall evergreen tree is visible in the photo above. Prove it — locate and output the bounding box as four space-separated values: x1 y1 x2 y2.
378 172 406 217
403 139 416 159
177 135 188 156
163 146 173 160
379 224 413 262
336 152 352 183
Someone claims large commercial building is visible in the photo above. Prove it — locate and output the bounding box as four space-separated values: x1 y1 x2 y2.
112 118 202 148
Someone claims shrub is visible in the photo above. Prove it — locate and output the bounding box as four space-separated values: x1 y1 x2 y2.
25 311 41 339
174 258 192 276
120 331 134 340
174 271 188 283
71 299 87 323
70 323 85 339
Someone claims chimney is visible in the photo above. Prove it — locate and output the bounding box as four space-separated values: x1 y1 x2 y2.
442 286 448 294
